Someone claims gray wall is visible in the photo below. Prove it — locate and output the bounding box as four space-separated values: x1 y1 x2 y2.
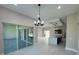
0 7 34 54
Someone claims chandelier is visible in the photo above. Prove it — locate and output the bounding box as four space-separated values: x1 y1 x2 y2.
34 4 44 26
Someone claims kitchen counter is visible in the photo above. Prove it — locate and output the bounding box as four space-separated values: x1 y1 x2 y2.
48 34 62 45
48 36 57 45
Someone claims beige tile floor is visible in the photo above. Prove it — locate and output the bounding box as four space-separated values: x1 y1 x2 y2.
8 41 76 55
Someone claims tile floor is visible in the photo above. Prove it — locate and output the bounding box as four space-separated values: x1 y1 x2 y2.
8 41 76 55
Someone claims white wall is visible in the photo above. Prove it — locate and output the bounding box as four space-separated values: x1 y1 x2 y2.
43 27 55 37
37 27 44 44
0 7 34 26
0 7 34 54
66 13 78 52
33 26 38 44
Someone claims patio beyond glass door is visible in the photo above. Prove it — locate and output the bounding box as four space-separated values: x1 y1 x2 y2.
18 26 34 49
28 27 33 45
3 23 34 54
18 26 26 49
3 23 17 54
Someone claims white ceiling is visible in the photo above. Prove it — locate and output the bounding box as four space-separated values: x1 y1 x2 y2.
1 4 79 22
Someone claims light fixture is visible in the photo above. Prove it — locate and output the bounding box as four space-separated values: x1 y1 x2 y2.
14 4 18 6
57 5 61 10
34 4 44 26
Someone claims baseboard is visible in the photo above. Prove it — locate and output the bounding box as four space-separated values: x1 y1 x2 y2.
65 47 78 53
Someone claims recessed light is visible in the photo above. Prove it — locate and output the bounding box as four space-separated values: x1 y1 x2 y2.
14 4 18 6
37 15 39 18
57 5 61 10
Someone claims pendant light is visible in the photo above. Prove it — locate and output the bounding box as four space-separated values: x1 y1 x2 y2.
34 4 44 26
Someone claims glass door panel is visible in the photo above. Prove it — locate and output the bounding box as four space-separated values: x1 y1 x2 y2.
17 26 34 49
28 27 33 46
3 23 17 54
25 27 29 46
18 26 26 49
3 23 34 54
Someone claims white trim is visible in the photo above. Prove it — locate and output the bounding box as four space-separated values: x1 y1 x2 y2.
16 26 19 50
65 47 78 53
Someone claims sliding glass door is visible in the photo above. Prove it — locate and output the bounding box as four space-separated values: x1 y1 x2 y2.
18 26 34 49
18 26 26 49
3 23 17 54
3 23 34 54
28 27 33 46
